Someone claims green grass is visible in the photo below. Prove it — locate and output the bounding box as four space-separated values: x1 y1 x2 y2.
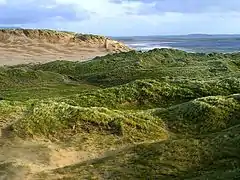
55 78 240 110
1 48 240 179
37 125 240 180
0 66 64 88
32 49 240 86
1 83 98 101
12 100 168 143
154 95 240 135
0 66 99 101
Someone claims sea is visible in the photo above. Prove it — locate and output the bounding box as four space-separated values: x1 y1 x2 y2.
112 34 240 53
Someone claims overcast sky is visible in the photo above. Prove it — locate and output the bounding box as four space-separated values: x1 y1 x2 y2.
0 0 240 36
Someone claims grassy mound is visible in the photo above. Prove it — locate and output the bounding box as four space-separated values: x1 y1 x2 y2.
0 66 98 101
34 49 240 86
155 95 240 135
55 78 240 110
58 79 196 109
0 66 64 88
12 100 168 143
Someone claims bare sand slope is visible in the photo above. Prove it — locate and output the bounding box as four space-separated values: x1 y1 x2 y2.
0 29 131 66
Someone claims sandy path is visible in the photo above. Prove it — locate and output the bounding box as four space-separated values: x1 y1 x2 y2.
0 137 98 180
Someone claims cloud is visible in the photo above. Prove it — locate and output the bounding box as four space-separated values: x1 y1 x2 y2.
0 0 240 36
55 0 141 18
112 0 240 14
0 0 89 25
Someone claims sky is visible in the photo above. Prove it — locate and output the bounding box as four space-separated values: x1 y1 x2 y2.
0 0 240 36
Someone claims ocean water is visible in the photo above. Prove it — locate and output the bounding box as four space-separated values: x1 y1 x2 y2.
113 35 240 53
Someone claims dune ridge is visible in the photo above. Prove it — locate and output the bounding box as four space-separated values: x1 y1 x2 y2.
0 29 131 66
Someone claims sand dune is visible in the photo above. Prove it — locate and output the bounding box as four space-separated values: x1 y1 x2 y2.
0 29 130 66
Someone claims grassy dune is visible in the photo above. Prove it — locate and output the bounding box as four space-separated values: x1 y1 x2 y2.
33 49 240 85
0 49 240 179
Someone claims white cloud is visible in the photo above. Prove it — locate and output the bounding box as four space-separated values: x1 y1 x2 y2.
0 0 89 25
1 0 240 36
55 0 149 18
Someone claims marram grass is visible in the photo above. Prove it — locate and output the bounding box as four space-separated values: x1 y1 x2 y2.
13 100 168 142
0 48 240 180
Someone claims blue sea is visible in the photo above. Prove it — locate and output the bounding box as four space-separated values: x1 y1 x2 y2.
112 34 240 53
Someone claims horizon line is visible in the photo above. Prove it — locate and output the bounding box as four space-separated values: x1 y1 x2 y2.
110 33 240 37
0 27 240 37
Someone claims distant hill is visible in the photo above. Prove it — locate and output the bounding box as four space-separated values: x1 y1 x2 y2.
187 33 240 38
187 33 213 37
